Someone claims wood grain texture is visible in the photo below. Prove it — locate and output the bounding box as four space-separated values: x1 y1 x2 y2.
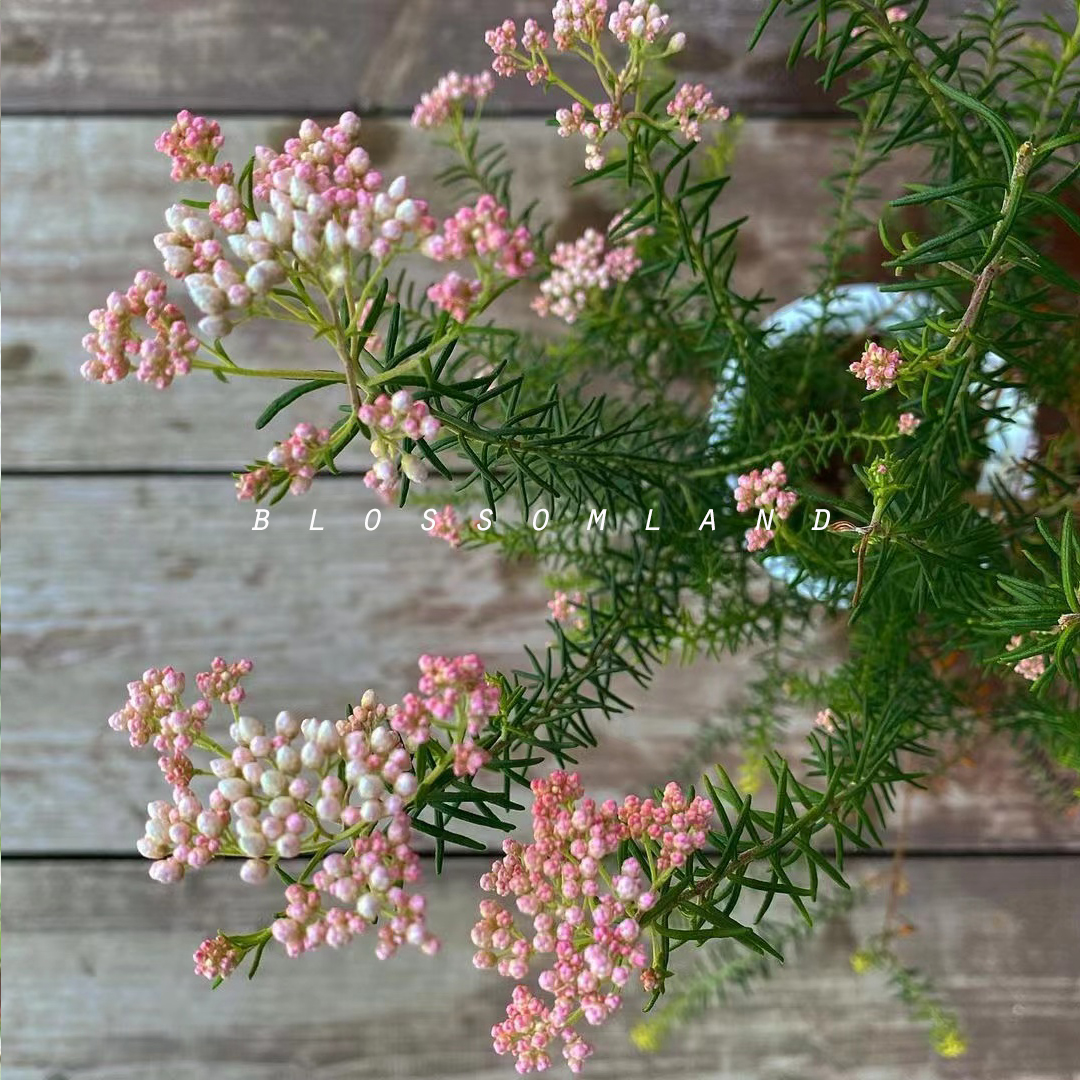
3 857 1079 1079
1 116 921 469
3 1 1072 117
4 475 1078 855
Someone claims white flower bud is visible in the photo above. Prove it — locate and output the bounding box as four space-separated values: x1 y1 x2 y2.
370 726 395 753
197 811 224 838
316 719 340 752
240 833 268 858
356 892 381 920
164 204 187 230
227 233 252 261
356 774 383 800
149 858 184 884
401 452 428 483
260 769 289 797
241 761 264 785
237 715 264 743
260 211 292 248
198 315 233 340
209 757 237 779
360 798 384 822
240 858 270 884
216 183 241 211
373 193 394 220
275 710 301 737
387 175 408 201
185 274 228 315
300 741 325 770
289 175 313 205
394 773 418 798
324 219 346 256
246 260 285 295
160 245 195 275
137 837 166 860
217 777 250 803
269 796 296 819
276 833 301 859
667 31 686 53
292 229 321 263
182 216 213 242
275 744 301 775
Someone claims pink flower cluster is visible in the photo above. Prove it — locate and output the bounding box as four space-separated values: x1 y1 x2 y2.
111 655 509 979
90 111 447 365
359 389 441 500
897 411 921 435
532 221 642 323
425 195 536 277
196 656 254 705
850 341 903 391
1006 634 1046 681
734 460 798 552
549 590 586 632
107 661 252 788
411 71 495 129
270 818 439 960
193 934 240 980
155 110 233 185
666 83 731 142
555 101 623 170
423 196 535 322
426 505 465 547
427 271 483 323
473 771 712 1073
552 0 611 50
608 1 670 43
393 654 502 778
815 708 838 735
81 270 199 388
235 422 331 501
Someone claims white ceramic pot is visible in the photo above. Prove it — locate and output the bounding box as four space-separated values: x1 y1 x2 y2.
709 283 1037 604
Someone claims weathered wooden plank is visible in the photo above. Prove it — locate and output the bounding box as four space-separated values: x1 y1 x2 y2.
0 0 827 116
1 116 921 469
3 857 1078 1078
3 1 1071 117
4 475 1078 855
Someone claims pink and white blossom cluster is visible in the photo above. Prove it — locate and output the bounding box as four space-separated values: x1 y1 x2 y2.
1006 634 1046 681
608 1 670 43
425 195 536 277
666 83 731 142
423 195 536 321
897 411 921 435
481 5 692 169
734 460 798 552
426 505 466 547
155 110 233 185
473 770 712 1073
411 71 495 129
532 221 642 323
235 422 331 501
549 589 587 632
850 341 903 391
111 655 502 976
81 270 199 388
270 820 439 960
392 654 503 779
554 101 623 171
360 389 441 500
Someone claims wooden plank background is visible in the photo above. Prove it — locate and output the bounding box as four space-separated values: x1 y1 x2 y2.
2 2 1078 1077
